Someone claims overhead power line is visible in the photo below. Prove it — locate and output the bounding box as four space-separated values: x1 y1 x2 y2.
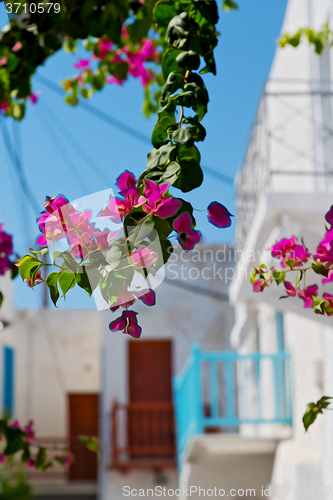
36 74 235 187
1 120 40 215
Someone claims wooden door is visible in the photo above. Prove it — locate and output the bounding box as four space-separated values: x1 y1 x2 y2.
68 394 99 481
128 340 175 457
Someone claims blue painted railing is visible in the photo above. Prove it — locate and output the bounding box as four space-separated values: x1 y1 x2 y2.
172 344 292 466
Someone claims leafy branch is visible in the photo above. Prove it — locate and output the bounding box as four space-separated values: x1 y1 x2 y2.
303 396 333 431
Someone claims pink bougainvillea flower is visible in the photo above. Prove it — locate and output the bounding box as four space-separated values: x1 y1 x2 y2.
0 454 7 464
121 25 130 39
29 92 40 104
314 229 333 267
173 212 201 251
137 39 159 62
12 41 22 52
282 281 296 297
70 231 96 259
128 247 157 269
207 202 233 228
111 288 155 311
109 310 142 338
0 100 10 112
74 58 90 69
323 269 333 284
57 452 75 467
26 270 43 288
139 180 181 219
298 285 318 308
271 236 310 268
117 171 137 194
0 224 13 275
93 37 112 60
94 229 110 251
107 75 125 85
37 196 75 246
325 206 333 228
253 279 268 292
24 420 35 441
99 190 138 222
0 56 7 66
111 290 136 311
323 293 333 309
26 457 36 468
138 289 156 306
271 237 297 259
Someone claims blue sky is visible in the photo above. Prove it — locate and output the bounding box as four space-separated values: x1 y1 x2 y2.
0 0 288 309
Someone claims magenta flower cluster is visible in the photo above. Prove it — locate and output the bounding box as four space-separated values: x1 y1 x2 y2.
32 171 232 338
251 205 333 316
0 224 13 275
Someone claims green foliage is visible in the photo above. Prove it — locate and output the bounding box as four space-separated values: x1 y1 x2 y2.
222 0 238 11
0 0 160 118
278 23 332 55
303 396 333 431
0 466 34 500
78 435 99 457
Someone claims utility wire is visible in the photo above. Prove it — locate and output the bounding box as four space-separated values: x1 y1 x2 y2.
33 106 91 194
1 119 40 215
40 99 113 186
36 74 235 186
1 121 68 391
36 74 151 146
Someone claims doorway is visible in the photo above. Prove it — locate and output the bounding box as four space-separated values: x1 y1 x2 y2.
68 393 99 481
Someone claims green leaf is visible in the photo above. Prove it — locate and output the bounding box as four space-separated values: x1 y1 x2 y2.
60 251 78 272
169 126 193 143
303 404 320 431
46 272 60 307
161 72 184 106
147 142 177 170
11 262 19 280
222 0 238 11
0 291 3 308
153 1 176 27
295 270 303 289
178 143 201 163
161 48 183 79
176 50 201 70
76 268 99 297
273 270 286 285
311 262 329 277
18 256 40 281
79 435 99 455
12 103 25 121
151 125 169 148
303 397 333 431
58 270 76 298
166 13 191 48
173 158 203 192
127 17 151 43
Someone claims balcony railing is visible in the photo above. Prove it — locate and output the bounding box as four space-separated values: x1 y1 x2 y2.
172 344 292 466
110 400 176 470
236 78 333 249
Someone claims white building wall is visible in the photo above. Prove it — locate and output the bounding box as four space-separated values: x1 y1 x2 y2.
100 245 235 500
0 271 102 438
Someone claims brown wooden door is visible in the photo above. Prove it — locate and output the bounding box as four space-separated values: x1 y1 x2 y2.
128 340 175 457
68 394 99 481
